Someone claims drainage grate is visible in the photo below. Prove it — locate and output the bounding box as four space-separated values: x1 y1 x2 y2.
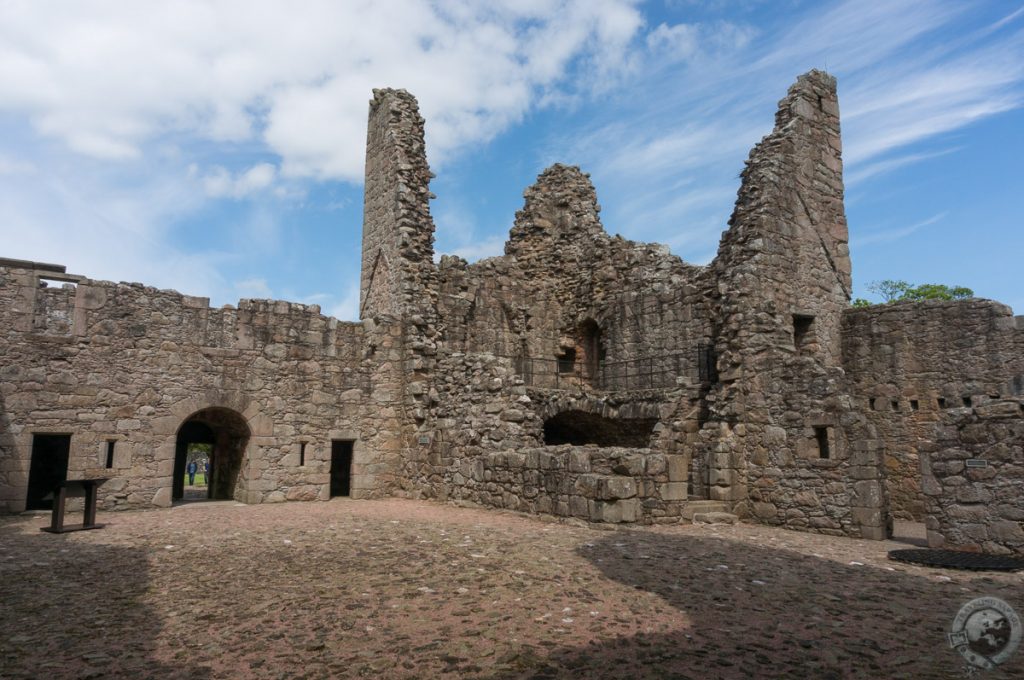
888 549 1024 572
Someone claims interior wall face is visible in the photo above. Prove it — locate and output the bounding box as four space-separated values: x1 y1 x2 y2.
842 300 1024 520
0 266 389 512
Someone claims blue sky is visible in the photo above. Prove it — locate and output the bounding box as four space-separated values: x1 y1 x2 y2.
1 0 1021 318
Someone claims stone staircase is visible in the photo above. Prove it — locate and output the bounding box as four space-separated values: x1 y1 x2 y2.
681 500 739 525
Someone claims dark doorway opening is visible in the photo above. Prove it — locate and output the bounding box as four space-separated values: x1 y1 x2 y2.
543 411 657 448
330 441 353 498
27 434 71 510
173 408 250 503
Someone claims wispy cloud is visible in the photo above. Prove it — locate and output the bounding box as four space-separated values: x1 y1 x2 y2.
556 0 1024 264
854 212 947 246
844 147 962 186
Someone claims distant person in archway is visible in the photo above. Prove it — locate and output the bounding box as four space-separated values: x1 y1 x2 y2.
203 460 210 486
187 460 197 486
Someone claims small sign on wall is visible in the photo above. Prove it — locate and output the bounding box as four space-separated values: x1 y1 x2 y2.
965 459 988 468
417 435 431 445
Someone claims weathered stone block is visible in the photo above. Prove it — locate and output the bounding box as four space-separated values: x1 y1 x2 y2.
659 482 688 501
588 498 640 523
665 454 688 482
567 450 590 473
599 477 636 500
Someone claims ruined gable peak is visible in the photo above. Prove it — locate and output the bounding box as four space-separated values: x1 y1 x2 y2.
506 163 606 254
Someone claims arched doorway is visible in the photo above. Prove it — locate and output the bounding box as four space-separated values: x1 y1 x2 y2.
173 408 250 502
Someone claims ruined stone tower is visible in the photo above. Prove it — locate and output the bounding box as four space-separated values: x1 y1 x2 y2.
359 88 437 321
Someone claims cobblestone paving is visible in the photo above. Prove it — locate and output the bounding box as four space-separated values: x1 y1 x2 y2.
2 499 1023 679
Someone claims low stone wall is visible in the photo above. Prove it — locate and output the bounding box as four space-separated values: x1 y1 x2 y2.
842 300 1024 520
446 444 689 524
922 399 1024 555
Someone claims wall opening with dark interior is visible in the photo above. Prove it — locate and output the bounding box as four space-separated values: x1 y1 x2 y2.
793 314 815 353
814 426 831 459
330 440 353 497
173 408 250 502
578 319 604 383
543 410 657 447
556 348 576 374
27 433 71 510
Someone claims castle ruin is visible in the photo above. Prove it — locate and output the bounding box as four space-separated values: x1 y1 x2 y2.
2 71 1022 554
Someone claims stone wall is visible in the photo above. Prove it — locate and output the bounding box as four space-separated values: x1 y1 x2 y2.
0 262 402 512
843 300 1024 519
921 399 1024 555
446 444 691 524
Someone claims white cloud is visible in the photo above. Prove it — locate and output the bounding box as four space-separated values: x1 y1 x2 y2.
201 163 277 198
0 155 35 175
445 237 507 263
234 277 273 298
328 279 361 322
0 0 646 181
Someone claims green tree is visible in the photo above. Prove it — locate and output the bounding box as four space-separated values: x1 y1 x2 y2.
854 280 973 307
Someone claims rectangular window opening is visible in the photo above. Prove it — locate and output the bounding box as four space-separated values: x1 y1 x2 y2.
814 427 831 459
105 440 115 469
556 348 576 374
299 442 307 467
891 400 899 411
962 396 972 407
793 315 815 353
937 397 947 408
910 400 919 411
869 397 877 411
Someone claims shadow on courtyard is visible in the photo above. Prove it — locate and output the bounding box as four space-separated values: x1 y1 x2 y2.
0 519 212 680
494 531 1024 680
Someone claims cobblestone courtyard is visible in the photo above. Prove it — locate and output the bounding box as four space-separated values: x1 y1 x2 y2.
2 499 1022 679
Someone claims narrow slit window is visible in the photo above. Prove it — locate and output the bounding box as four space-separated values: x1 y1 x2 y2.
299 442 307 467
814 427 831 459
105 441 115 469
869 397 877 411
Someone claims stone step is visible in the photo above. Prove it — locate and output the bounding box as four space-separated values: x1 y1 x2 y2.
692 511 739 525
680 500 730 520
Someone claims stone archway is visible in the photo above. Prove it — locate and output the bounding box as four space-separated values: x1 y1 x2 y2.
173 408 251 502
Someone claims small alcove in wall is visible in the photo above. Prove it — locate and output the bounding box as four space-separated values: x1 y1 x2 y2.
543 410 657 447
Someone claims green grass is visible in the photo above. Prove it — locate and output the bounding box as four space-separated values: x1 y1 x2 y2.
183 473 208 486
